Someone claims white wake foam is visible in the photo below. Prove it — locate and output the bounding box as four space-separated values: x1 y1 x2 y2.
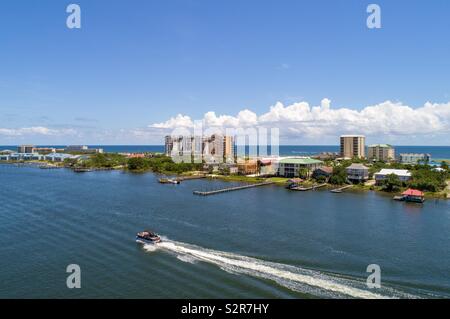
144 239 418 299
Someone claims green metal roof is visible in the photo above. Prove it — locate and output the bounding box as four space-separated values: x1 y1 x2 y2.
279 158 323 165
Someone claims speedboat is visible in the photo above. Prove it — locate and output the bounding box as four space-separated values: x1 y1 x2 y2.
136 230 161 244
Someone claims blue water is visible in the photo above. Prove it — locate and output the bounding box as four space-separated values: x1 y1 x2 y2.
2 145 450 159
0 165 449 298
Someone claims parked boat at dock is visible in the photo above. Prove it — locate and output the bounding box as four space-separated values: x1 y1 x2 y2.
159 178 180 184
73 167 93 173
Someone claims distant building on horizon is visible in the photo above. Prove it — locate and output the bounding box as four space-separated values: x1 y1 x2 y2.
368 144 395 162
399 153 431 164
65 145 104 154
340 135 365 159
18 145 35 154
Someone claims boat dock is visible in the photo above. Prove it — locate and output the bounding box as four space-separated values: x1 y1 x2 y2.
330 185 353 193
177 175 206 182
289 183 327 191
193 181 274 196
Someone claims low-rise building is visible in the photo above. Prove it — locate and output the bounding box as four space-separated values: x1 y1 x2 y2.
346 163 369 182
374 169 411 185
237 160 258 175
0 149 14 155
3 153 44 161
399 153 431 164
313 152 340 161
65 145 104 154
312 166 333 179
45 153 75 162
34 147 56 154
367 144 395 162
277 157 323 178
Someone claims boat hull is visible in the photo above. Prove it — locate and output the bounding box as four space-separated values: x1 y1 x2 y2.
136 236 161 244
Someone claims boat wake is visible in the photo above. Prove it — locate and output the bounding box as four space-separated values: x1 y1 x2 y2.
143 238 419 299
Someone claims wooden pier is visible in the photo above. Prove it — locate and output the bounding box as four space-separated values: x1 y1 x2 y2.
330 185 353 193
193 181 274 196
289 183 327 191
177 175 207 182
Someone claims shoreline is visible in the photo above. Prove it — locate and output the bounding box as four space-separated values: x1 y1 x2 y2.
3 161 448 200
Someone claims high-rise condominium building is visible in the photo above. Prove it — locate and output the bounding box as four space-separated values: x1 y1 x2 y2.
165 134 235 163
17 145 36 153
367 144 395 162
340 135 366 159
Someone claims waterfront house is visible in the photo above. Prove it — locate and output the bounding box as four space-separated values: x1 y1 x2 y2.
312 166 333 179
345 163 369 183
258 158 278 176
401 189 425 203
374 169 411 185
277 157 323 178
367 144 395 162
0 154 10 161
237 159 258 175
399 153 431 164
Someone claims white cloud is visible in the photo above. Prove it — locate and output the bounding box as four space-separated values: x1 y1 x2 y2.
151 114 193 129
149 99 450 141
0 126 77 137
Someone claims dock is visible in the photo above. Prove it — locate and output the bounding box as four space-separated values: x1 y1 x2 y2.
288 183 327 191
193 181 274 196
177 175 207 182
330 185 353 193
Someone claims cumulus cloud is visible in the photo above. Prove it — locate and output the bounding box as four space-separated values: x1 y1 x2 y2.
151 114 193 129
149 99 450 140
0 126 77 137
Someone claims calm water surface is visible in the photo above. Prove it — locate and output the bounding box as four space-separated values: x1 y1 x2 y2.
0 165 449 298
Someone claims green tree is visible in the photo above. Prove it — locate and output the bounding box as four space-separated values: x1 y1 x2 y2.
127 157 149 171
381 174 402 192
329 165 348 185
297 167 309 179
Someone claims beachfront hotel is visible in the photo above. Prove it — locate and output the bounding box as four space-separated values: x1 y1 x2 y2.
367 144 395 162
340 135 366 159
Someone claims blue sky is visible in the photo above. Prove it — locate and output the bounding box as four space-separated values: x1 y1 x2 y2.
0 0 449 145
